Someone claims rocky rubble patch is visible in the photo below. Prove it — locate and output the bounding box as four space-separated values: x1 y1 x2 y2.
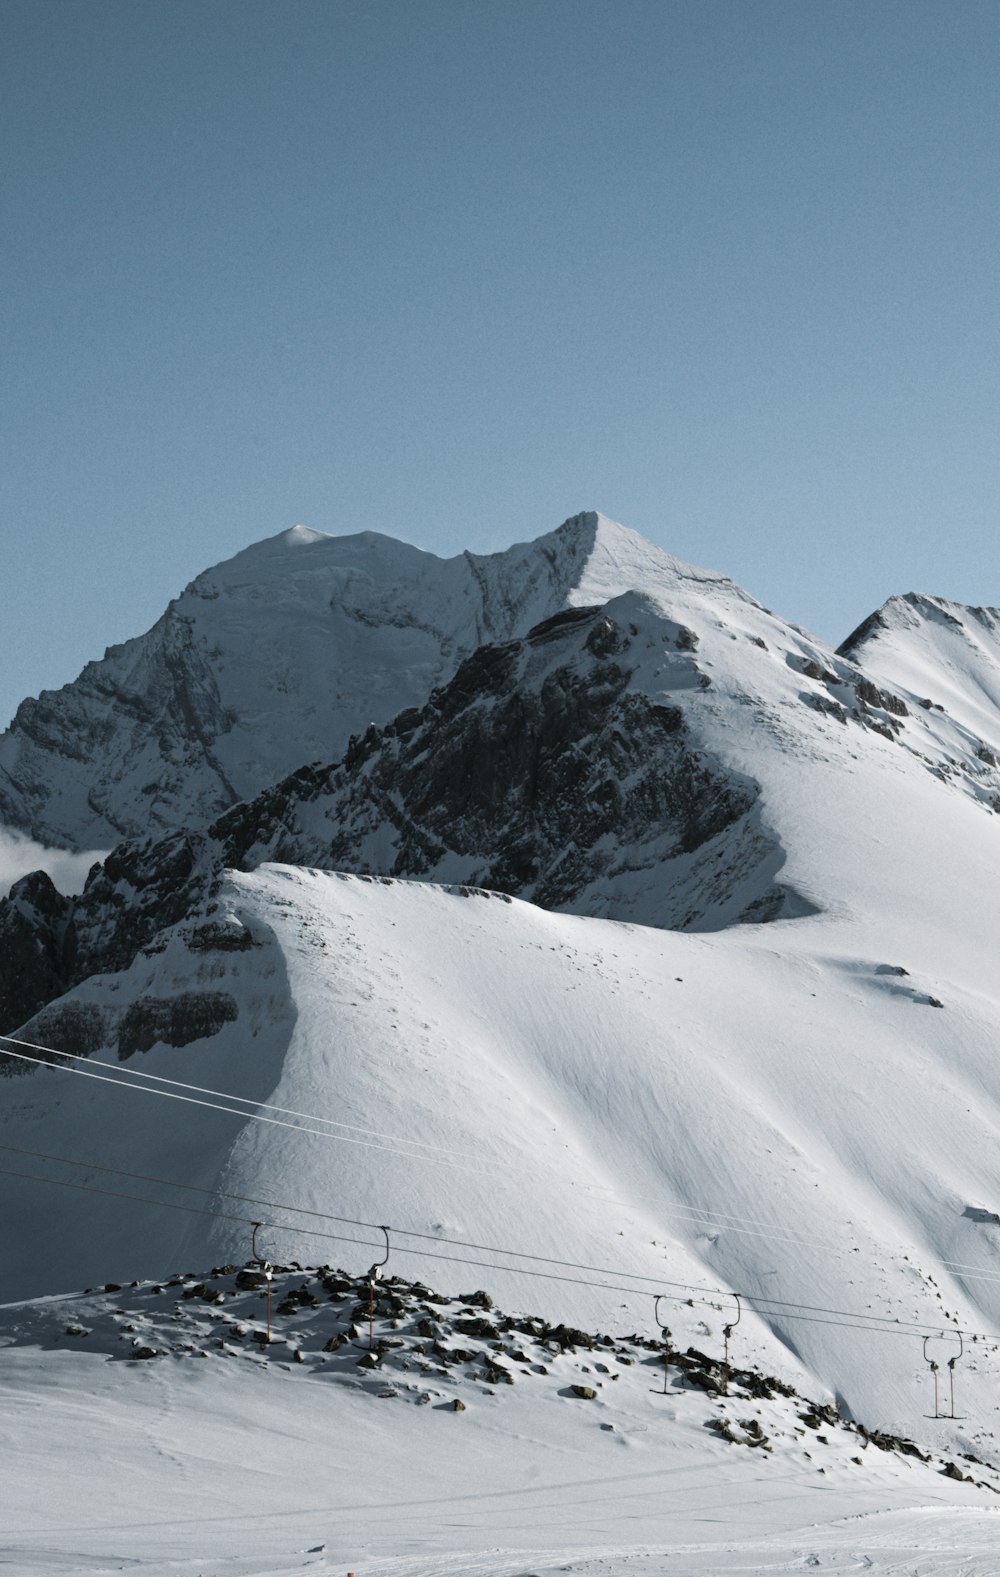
4 1260 998 1496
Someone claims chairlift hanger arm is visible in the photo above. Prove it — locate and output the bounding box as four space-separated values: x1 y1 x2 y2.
369 1225 391 1282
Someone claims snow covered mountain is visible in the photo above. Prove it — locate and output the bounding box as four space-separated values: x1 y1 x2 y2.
6 509 1000 1510
0 512 712 850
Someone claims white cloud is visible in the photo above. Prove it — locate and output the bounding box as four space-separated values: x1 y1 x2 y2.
0 827 108 900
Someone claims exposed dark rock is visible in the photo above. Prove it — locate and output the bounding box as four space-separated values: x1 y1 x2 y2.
116 991 238 1060
186 920 255 951
837 607 890 656
547 1323 595 1352
810 695 848 723
854 677 909 718
941 1460 974 1481
213 609 761 921
235 1269 267 1290
11 1001 113 1065
685 1367 723 1395
453 1316 501 1341
0 872 74 1046
0 830 219 1043
800 659 839 684
569 1384 597 1399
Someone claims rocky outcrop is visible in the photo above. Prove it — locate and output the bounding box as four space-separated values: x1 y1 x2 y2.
214 604 763 921
0 831 219 1056
116 992 239 1060
0 871 75 1033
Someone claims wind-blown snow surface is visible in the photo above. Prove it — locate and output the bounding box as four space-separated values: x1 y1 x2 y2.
0 513 703 849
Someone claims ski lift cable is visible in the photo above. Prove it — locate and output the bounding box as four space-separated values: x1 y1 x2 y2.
4 1042 1000 1335
0 1137 967 1333
0 1043 898 1266
8 1033 994 1286
0 1161 988 1345
0 1035 876 1255
5 1041 1000 1330
0 1144 991 1344
578 1185 850 1249
0 1136 868 1295
0 1031 491 1166
0 1037 936 1279
0 1044 498 1178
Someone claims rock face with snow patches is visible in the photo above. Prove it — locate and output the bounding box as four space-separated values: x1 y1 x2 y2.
215 599 779 929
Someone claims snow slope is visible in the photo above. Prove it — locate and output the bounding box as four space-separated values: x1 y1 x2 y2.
0 512 711 850
6 862 1000 1457
4 1264 999 1577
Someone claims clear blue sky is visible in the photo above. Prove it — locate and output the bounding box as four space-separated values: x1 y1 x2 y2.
2 0 998 727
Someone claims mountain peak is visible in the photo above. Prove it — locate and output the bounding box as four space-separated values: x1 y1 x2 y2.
838 589 1000 747
0 512 747 850
284 523 330 546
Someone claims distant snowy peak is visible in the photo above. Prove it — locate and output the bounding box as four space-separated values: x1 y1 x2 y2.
0 511 721 852
840 590 1000 656
840 591 1000 755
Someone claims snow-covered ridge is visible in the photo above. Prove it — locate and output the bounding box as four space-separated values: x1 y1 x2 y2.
841 591 1000 758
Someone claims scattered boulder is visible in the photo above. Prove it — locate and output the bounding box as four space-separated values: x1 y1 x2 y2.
236 1269 267 1290
942 1461 974 1482
460 1290 493 1311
